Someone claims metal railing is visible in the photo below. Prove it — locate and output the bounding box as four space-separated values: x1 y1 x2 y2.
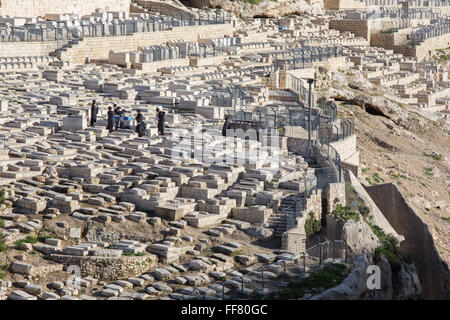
206 239 349 300
318 119 355 144
274 45 344 73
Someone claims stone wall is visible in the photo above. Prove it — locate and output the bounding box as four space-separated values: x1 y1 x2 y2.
365 183 450 299
325 182 346 213
329 19 370 41
282 228 306 254
341 161 360 177
133 0 194 18
0 0 131 17
304 189 322 220
283 190 321 253
60 23 234 63
0 41 59 58
413 32 450 61
283 126 317 140
0 24 233 60
345 170 402 240
330 134 359 166
371 30 409 50
391 32 450 61
323 0 366 10
48 253 158 281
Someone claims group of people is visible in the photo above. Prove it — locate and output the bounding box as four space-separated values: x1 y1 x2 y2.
89 100 165 137
106 104 130 133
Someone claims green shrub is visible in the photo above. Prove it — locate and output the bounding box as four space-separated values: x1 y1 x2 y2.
369 222 411 297
0 232 8 253
0 264 10 280
123 251 146 257
372 172 384 184
438 54 448 63
423 152 441 161
331 205 360 222
38 235 54 243
423 167 433 176
305 212 322 237
270 263 350 299
345 182 370 217
15 235 38 247
359 205 370 217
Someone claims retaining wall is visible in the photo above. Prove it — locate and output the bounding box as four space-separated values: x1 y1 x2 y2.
60 23 234 63
365 183 450 299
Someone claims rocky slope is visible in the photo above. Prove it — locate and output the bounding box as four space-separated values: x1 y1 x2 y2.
185 0 323 18
310 254 422 300
315 67 450 268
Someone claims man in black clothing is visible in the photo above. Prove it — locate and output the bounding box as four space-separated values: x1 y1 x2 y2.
113 104 120 131
157 108 165 136
136 110 144 124
119 109 126 129
90 100 98 127
106 106 115 133
136 121 146 137
222 116 231 137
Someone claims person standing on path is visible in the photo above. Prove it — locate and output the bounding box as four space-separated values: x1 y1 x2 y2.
157 108 165 136
90 100 98 127
106 106 115 133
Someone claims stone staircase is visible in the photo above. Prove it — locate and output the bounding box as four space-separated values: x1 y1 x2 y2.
49 39 81 60
268 193 305 237
315 166 338 190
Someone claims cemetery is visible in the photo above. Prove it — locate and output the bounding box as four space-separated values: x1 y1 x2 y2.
0 0 447 301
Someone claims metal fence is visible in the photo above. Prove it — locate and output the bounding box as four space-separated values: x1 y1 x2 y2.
318 119 355 144
203 239 349 300
274 45 344 72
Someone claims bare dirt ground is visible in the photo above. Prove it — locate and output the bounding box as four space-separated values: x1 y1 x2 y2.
336 95 450 266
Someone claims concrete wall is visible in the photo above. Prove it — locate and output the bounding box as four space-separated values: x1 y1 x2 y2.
365 183 450 299
0 0 131 17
